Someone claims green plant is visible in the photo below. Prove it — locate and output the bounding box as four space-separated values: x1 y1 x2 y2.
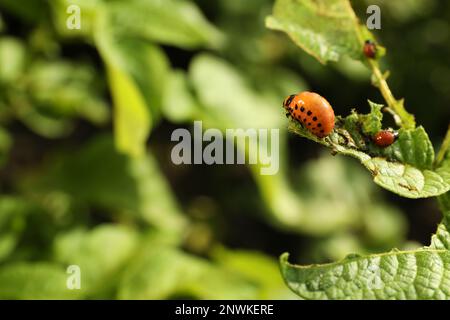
267 0 450 299
0 0 447 300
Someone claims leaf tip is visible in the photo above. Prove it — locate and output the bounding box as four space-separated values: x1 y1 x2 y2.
279 252 290 265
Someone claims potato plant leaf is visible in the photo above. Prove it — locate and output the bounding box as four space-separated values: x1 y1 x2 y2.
281 134 450 300
280 249 450 299
267 0 416 130
117 245 258 299
105 61 151 157
430 148 450 250
288 110 449 198
0 262 81 299
95 5 172 157
103 0 223 49
266 0 368 64
360 101 383 136
53 225 138 297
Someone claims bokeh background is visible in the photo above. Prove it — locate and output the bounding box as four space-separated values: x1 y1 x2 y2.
0 0 449 299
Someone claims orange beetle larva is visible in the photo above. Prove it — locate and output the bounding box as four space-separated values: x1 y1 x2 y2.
283 91 335 138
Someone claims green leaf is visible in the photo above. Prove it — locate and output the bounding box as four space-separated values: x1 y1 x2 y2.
344 148 447 199
95 15 171 157
280 144 450 300
105 61 150 157
430 220 450 251
20 134 188 235
189 54 281 129
15 103 74 138
360 101 383 136
118 245 258 299
103 0 223 49
378 127 435 170
280 250 450 299
27 61 109 124
53 224 138 297
0 197 27 262
50 0 102 38
266 0 368 64
0 37 26 83
212 247 299 299
288 118 449 198
0 262 80 299
430 145 450 250
162 70 201 123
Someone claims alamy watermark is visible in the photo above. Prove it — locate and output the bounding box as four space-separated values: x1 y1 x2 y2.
66 265 81 290
366 5 381 30
171 121 279 175
66 4 81 30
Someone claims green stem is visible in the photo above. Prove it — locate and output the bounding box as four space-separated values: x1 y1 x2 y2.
369 60 396 107
368 59 416 129
435 124 450 167
346 1 416 129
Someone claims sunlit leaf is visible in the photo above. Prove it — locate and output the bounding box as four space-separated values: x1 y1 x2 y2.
95 19 171 156
106 61 151 157
266 0 368 64
288 116 449 198
430 147 450 250
280 250 450 299
50 0 102 38
104 0 224 49
53 225 138 297
162 70 201 123
0 262 80 299
212 247 299 299
0 37 26 83
118 245 257 299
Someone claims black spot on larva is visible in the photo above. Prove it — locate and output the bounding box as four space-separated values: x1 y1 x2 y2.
320 129 324 133
303 118 307 122
313 116 317 121
318 123 322 127
308 122 311 126
300 106 305 112
295 105 298 110
307 111 312 116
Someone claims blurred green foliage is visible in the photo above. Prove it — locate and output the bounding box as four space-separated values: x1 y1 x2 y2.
0 0 447 299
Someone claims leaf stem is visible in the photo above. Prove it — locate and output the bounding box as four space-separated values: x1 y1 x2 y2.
369 60 396 107
435 124 450 167
345 0 416 129
368 58 416 129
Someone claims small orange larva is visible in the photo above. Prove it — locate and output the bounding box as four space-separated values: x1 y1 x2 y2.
363 40 377 58
283 91 335 138
373 130 398 147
